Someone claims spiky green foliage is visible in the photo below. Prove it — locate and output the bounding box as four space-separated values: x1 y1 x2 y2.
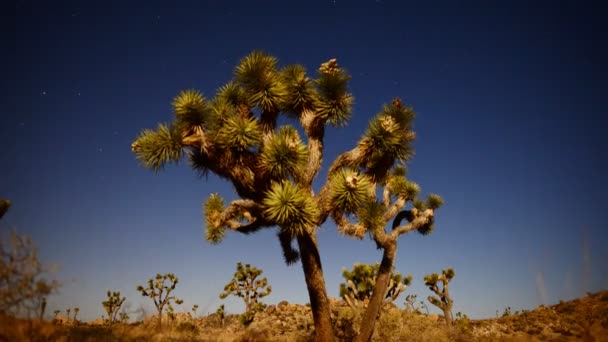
259 126 308 179
102 290 125 324
280 65 318 115
132 124 183 172
220 262 271 326
357 201 386 237
424 268 455 326
235 51 287 113
172 89 210 129
136 273 183 327
388 177 420 201
316 59 353 126
328 169 373 215
262 181 318 237
339 263 412 308
426 194 444 210
215 116 262 151
204 193 226 244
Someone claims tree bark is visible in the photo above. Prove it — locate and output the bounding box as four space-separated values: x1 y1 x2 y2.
297 232 335 342
355 240 397 342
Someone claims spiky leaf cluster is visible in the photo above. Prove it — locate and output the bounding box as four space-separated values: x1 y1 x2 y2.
132 124 183 172
352 99 416 180
102 290 125 324
204 193 226 244
259 126 308 179
339 263 411 308
328 169 373 215
262 181 318 237
388 177 420 201
357 201 386 238
215 116 262 151
172 89 210 129
280 65 318 115
316 59 353 126
235 51 287 113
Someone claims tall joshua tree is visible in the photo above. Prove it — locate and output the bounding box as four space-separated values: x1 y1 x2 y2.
136 273 183 327
424 268 455 326
131 51 442 341
339 262 411 308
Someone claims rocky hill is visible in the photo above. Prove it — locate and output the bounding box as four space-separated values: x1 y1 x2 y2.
2 291 607 341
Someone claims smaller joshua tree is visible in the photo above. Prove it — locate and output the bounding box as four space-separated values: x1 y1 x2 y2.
424 268 455 325
73 307 79 322
339 263 412 308
216 304 225 327
53 309 60 320
220 262 271 326
404 294 418 313
136 273 183 327
102 290 126 324
119 311 129 323
66 308 71 322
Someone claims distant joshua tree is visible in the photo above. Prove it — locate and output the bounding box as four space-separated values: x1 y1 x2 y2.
216 304 225 328
0 200 59 318
102 290 126 324
220 262 271 325
191 304 199 318
131 51 443 342
136 273 183 327
339 263 411 308
73 307 79 322
424 268 455 325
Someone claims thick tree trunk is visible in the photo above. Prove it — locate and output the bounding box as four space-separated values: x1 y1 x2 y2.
443 306 453 326
355 240 397 342
297 232 335 342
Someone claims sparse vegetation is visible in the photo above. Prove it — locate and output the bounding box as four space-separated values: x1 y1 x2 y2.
0 201 59 319
220 262 271 326
136 273 183 328
424 268 455 326
339 262 411 308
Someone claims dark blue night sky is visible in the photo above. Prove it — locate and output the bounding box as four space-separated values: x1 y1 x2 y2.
4 0 607 321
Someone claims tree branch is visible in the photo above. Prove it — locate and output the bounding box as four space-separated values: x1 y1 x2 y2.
390 208 434 238
331 213 366 239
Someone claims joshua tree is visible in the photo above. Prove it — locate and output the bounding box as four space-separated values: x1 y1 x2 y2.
0 201 59 318
131 51 442 341
220 262 271 324
216 304 225 328
191 304 199 318
66 308 71 322
339 263 411 308
136 273 183 327
53 309 60 319
424 268 455 325
102 290 126 324
73 307 79 322
119 311 130 323
404 294 418 313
